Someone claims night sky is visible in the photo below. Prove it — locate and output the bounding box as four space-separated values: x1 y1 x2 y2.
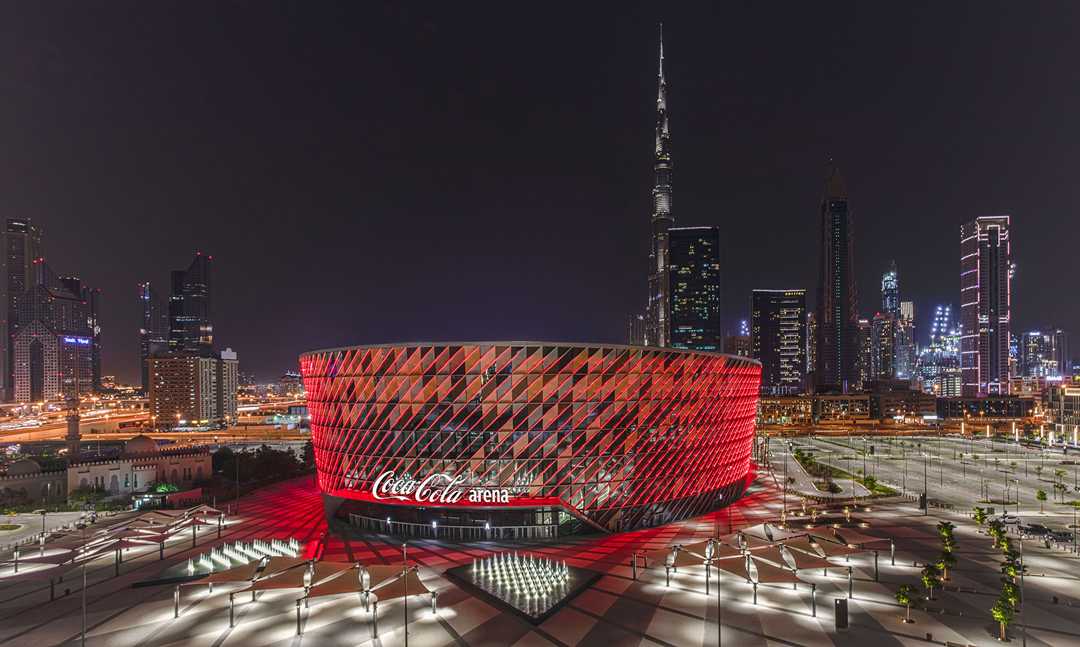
3 2 1078 383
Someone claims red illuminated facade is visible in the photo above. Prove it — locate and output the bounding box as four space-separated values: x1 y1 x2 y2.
300 342 760 538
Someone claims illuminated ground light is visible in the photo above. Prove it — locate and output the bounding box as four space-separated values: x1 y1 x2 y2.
444 552 601 623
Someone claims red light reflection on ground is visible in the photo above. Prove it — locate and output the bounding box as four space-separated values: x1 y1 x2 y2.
239 465 780 574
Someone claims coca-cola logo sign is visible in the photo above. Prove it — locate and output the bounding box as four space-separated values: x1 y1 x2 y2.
371 470 513 504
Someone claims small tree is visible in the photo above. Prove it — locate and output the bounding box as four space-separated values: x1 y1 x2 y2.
1035 465 1043 481
895 584 916 623
1036 489 1047 513
973 506 988 526
920 563 940 600
987 519 1006 548
991 594 1014 641
936 551 957 582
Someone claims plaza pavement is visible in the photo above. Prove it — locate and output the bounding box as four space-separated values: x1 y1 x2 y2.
0 470 1077 647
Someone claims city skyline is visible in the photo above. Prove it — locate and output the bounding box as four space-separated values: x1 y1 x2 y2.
4 4 1079 382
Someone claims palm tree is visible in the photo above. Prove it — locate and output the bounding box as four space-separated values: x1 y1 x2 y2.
1036 488 1047 513
937 552 957 582
920 563 940 601
895 584 916 623
973 506 988 526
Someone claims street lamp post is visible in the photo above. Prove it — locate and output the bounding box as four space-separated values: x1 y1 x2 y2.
81 525 86 647
235 449 240 513
1019 538 1027 647
923 452 928 516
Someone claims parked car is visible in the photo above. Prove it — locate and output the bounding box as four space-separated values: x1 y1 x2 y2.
998 514 1020 525
1020 524 1050 538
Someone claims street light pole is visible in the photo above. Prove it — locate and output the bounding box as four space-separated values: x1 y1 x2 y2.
1019 538 1027 647
81 525 86 647
783 442 789 517
923 452 928 516
235 449 240 513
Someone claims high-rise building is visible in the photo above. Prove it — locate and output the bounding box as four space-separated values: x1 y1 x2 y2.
960 215 1012 396
751 289 807 394
929 304 957 350
1020 329 1069 378
668 226 721 350
870 312 896 380
0 219 43 401
645 27 673 348
895 301 915 379
148 348 238 429
881 261 899 317
58 276 102 392
168 252 213 354
627 313 647 346
917 304 961 396
12 268 96 403
806 311 817 378
722 334 751 358
814 163 859 392
139 282 169 391
217 348 239 426
856 317 872 390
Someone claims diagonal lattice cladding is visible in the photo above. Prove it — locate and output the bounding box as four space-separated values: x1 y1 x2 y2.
300 342 760 532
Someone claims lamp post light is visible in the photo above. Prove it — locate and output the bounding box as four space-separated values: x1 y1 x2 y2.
81 525 87 647
1014 479 1021 515
923 452 928 516
234 449 241 514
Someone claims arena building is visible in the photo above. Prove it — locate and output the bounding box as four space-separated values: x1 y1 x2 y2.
300 342 760 539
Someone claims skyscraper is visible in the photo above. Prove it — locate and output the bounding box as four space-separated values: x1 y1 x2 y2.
855 317 872 389
929 304 957 350
668 226 721 350
148 348 238 429
139 281 169 391
870 312 896 380
814 163 858 392
751 289 807 394
1020 329 1069 378
645 26 673 348
895 301 915 379
12 264 96 403
168 252 214 355
881 261 899 317
0 219 43 400
960 215 1012 396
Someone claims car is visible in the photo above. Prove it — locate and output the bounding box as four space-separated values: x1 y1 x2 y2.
998 514 1020 525
1020 524 1050 538
1049 530 1073 543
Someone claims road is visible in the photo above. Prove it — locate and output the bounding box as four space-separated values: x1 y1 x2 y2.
770 434 1080 534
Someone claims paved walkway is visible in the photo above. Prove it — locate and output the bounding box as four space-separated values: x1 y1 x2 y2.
0 472 1077 646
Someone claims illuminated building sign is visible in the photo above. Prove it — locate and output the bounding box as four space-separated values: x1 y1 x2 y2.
63 336 91 346
372 470 514 505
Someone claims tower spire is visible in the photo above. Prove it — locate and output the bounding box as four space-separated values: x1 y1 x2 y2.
659 23 664 81
646 22 673 347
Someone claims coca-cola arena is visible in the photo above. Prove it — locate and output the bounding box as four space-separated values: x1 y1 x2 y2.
299 342 761 541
